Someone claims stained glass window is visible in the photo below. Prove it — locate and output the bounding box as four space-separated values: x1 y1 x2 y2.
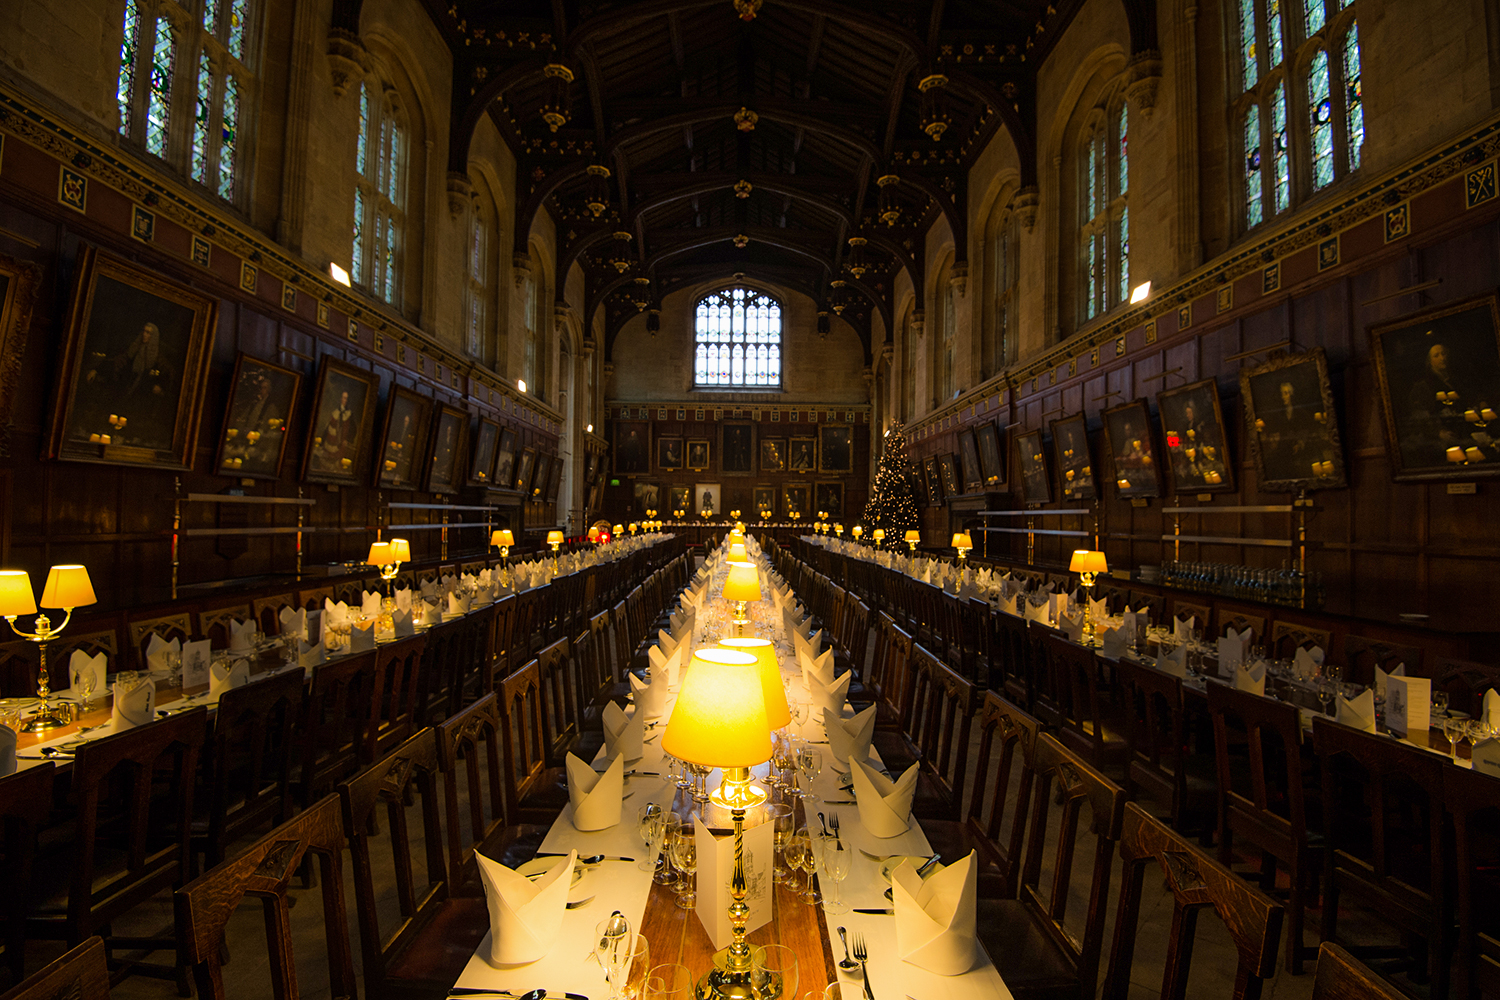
351 188 365 285
117 0 141 137
191 52 213 183
226 0 247 60
218 75 238 199
1117 104 1130 303
201 0 220 33
1245 107 1264 227
1118 104 1129 195
1266 0 1285 66
1305 0 1325 35
1272 83 1291 213
1308 49 1334 189
523 277 538 390
1080 107 1127 324
356 85 369 176
145 17 176 157
1344 24 1363 171
693 288 782 387
1238 0 1258 89
384 217 396 305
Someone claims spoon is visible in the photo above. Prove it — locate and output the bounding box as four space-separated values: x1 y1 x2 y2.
817 812 829 837
837 926 859 973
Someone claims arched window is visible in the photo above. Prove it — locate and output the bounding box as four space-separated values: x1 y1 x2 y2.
692 287 782 388
938 264 956 402
466 197 488 360
991 207 1019 373
351 80 405 305
523 274 538 392
1235 0 1363 230
116 0 255 204
1078 101 1129 324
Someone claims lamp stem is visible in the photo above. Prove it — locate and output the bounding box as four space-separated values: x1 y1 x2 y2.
6 608 75 732
1080 572 1097 646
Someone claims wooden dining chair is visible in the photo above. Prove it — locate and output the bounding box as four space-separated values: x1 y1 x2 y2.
1312 717 1448 998
1207 680 1319 973
1172 602 1212 636
1041 632 1129 778
175 795 356 1000
0 763 54 988
1102 802 1285 1000
1220 611 1267 646
0 937 110 1000
1114 657 1214 836
295 650 383 810
195 670 304 874
1433 656 1500 719
920 692 1040 899
867 612 916 735
1312 942 1409 1000
251 593 298 636
195 602 252 649
1443 759 1500 1000
296 583 334 611
125 611 191 671
535 637 578 766
1271 621 1332 660
1341 636 1424 688
907 644 977 822
993 610 1034 712
977 733 1126 1000
30 709 208 987
496 659 568 825
374 633 427 758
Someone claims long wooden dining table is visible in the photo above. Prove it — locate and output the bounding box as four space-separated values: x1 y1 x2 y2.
450 559 1016 1000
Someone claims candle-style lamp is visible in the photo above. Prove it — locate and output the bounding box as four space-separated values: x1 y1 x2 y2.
1069 549 1108 646
951 531 973 583
905 529 921 556
0 565 97 731
661 652 778 1000
629 522 638 536
722 561 762 637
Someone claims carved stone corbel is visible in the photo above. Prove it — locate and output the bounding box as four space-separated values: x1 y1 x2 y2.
1014 188 1040 234
446 172 473 219
326 29 370 98
949 262 969 297
911 310 925 338
513 252 532 287
1126 50 1164 119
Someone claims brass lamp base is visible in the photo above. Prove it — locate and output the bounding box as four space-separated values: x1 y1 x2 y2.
696 943 776 1000
21 703 70 733
696 769 777 1000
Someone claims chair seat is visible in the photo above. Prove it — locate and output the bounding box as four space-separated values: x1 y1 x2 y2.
919 819 1012 897
871 731 919 775
514 768 571 825
449 824 552 897
383 896 489 989
975 898 1080 1000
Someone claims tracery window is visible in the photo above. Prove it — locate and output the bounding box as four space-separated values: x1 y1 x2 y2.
1078 101 1129 324
466 204 487 359
1236 0 1363 229
351 81 405 305
523 274 539 392
693 288 782 388
990 208 1019 373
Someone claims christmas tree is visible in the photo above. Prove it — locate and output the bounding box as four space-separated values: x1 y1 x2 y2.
862 421 918 543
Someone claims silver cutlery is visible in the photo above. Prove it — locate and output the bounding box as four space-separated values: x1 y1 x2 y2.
447 989 586 1000
823 799 857 805
533 854 635 864
852 932 874 1000
565 895 596 909
854 908 894 915
836 926 858 972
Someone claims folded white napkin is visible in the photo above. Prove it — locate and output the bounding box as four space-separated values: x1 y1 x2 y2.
448 592 472 616
419 599 442 626
109 675 156 734
602 702 644 761
361 590 382 619
1375 663 1405 700
299 638 325 669
566 752 624 831
823 705 875 763
850 759 918 838
806 670 852 717
1234 659 1266 695
349 619 376 653
420 580 439 600
1121 611 1137 639
1473 737 1500 778
393 588 411 613
1173 616 1196 641
146 633 181 675
792 617 813 640
1217 635 1245 678
629 671 667 718
669 610 694 637
0 726 14 776
441 574 458 595
1024 599 1050 623
228 619 256 651
1088 597 1108 623
391 607 415 637
210 658 250 697
324 599 350 627
1100 627 1128 660
182 639 211 688
67 649 107 699
1157 645 1187 678
1336 689 1376 732
800 647 835 688
475 848 577 965
1294 647 1325 678
657 629 679 657
1484 688 1500 730
651 641 687 689
278 606 307 641
893 851 979 976
793 628 824 662
513 573 532 594
1058 613 1083 644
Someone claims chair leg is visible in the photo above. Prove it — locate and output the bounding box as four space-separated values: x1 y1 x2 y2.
1286 864 1305 975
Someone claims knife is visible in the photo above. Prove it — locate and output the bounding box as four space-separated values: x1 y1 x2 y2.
822 799 857 805
854 908 894 914
532 853 635 863
446 991 588 1000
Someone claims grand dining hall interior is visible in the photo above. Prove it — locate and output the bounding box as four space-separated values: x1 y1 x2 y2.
0 0 1497 997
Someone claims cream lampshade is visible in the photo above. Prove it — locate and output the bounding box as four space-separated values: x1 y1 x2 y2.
728 542 748 563
1069 550 1108 576
612 524 624 535
662 649 771 768
39 565 96 609
546 530 565 546
388 538 411 563
366 541 393 566
951 532 973 552
723 562 761 603
904 529 921 544
0 571 37 617
717 636 791 730
491 529 514 549
872 528 885 542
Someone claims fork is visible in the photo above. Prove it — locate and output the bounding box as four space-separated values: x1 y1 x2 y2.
565 895 597 909
852 933 874 1000
828 811 841 844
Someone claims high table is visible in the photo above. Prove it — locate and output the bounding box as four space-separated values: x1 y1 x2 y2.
451 558 1015 999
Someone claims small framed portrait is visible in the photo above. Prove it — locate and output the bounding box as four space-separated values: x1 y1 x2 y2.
923 456 945 505
696 482 721 517
937 454 961 499
0 251 40 456
788 437 817 472
469 416 500 486
583 451 599 486
760 437 785 472
1158 377 1236 493
819 424 853 473
669 484 692 513
301 357 379 486
722 422 754 475
909 465 929 507
531 454 552 500
1241 348 1348 491
633 480 660 516
976 422 1006 489
514 447 537 495
495 427 518 488
783 482 810 518
1049 413 1097 501
546 455 563 502
687 438 711 471
426 404 468 494
375 386 432 490
48 246 218 470
1101 398 1161 499
657 435 684 471
957 428 983 494
814 481 844 518
1015 429 1052 505
614 421 650 474
1368 293 1500 481
753 485 776 518
214 353 301 480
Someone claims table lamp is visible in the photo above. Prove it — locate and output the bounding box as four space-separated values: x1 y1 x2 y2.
952 531 973 583
872 528 885 548
491 529 515 585
661 650 776 1000
852 525 863 542
716 637 792 730
1069 549 1108 646
629 522 638 536
722 561 762 636
834 524 843 538
728 542 748 564
0 564 97 732
904 529 921 556
587 526 600 545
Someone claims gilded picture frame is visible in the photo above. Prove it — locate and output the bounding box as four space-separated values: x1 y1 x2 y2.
722 422 754 475
374 386 432 490
515 447 538 495
819 424 853 473
494 427 518 488
1015 429 1052 506
923 455 945 505
976 422 1006 489
301 357 379 486
214 353 301 480
1240 348 1348 492
760 437 785 472
426 404 468 495
1158 377 1236 494
1049 413 1097 501
957 428 983 494
469 416 500 487
0 250 40 459
1101 398 1162 499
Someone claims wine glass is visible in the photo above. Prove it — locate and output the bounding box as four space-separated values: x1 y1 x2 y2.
753 944 799 1000
71 662 98 711
797 747 823 805
593 913 637 1000
644 964 694 1000
656 813 682 886
799 826 822 904
1317 678 1335 717
771 733 794 790
790 700 809 728
670 828 697 909
783 833 809 896
819 835 850 915
1432 691 1451 719
1443 716 1466 758
637 804 663 872
769 803 794 883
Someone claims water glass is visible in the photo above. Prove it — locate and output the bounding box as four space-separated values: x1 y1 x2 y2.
769 803 794 883
1432 691 1451 717
783 832 810 896
656 813 682 886
644 964 694 1000
753 944 799 1000
1443 716 1465 757
801 826 823 903
819 835 850 915
71 663 98 709
636 804 664 872
670 828 697 909
797 747 823 805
